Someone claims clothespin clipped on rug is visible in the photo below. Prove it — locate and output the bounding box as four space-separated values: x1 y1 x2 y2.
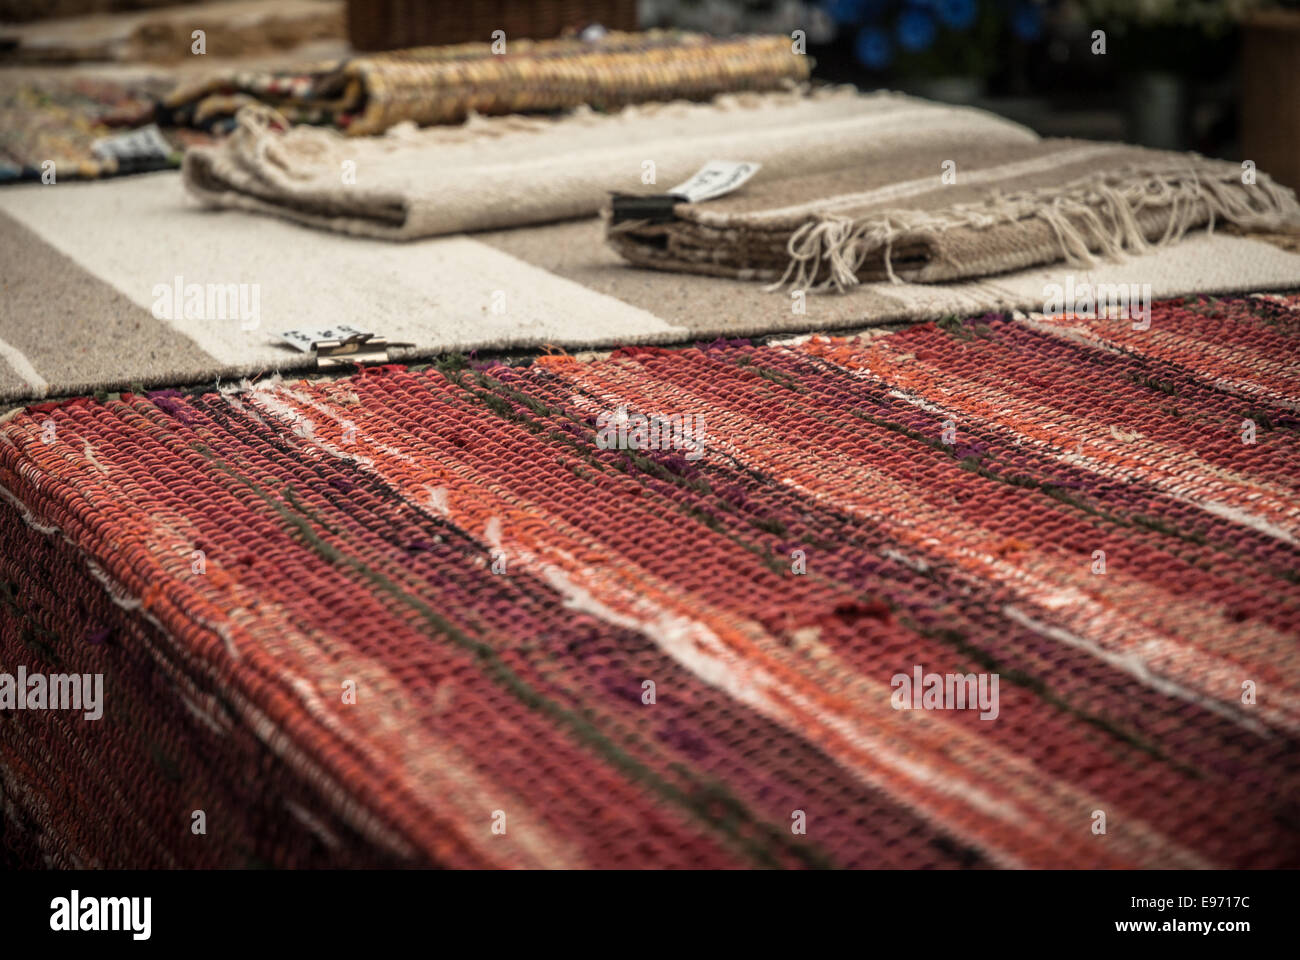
276 326 414 370
609 191 688 225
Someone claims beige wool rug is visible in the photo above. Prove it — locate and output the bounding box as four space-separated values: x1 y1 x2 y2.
181 87 1038 239
606 140 1300 290
3 171 1300 404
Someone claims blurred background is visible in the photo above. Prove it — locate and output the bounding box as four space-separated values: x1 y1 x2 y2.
639 0 1300 188
2 0 1298 188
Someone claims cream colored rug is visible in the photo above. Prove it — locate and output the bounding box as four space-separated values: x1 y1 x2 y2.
182 87 1037 239
3 171 1299 403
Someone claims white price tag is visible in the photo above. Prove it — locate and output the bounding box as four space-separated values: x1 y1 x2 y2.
669 161 761 203
277 325 371 353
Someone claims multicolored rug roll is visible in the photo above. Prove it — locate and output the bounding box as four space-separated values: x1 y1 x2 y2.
163 30 811 136
2 292 1299 868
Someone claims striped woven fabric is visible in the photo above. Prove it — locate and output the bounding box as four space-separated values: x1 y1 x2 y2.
1 292 1298 868
162 31 810 136
182 88 1036 241
8 168 1300 405
606 140 1300 289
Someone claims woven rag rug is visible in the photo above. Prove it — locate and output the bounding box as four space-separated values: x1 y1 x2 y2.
1 292 1298 868
161 30 810 136
606 137 1300 289
180 87 1038 240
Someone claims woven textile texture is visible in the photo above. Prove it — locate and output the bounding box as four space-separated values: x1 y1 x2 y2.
7 171 1300 405
181 87 1037 240
0 75 204 183
161 31 811 136
606 140 1300 290
2 293 1299 868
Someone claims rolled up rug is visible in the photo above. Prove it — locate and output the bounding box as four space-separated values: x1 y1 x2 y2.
604 137 1300 291
181 87 1038 239
162 30 811 136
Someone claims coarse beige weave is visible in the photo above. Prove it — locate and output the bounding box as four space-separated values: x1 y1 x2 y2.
182 86 1038 238
5 169 1300 404
605 138 1300 291
164 30 810 135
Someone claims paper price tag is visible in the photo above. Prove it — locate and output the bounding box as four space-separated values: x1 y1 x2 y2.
277 325 371 353
668 161 761 203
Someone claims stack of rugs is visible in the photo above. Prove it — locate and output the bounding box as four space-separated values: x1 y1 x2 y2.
1 28 1300 870
1 29 808 183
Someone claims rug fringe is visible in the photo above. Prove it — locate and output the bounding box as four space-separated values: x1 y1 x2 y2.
770 160 1300 294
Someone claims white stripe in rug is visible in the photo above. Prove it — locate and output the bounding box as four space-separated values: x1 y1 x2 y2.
0 173 689 372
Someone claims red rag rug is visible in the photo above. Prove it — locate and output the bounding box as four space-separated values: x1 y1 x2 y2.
1 292 1298 868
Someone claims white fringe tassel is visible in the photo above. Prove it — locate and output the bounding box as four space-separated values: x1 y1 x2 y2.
769 161 1300 294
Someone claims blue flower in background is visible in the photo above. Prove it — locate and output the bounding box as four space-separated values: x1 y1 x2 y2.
1010 2 1043 42
896 6 937 52
936 0 978 31
855 26 893 70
